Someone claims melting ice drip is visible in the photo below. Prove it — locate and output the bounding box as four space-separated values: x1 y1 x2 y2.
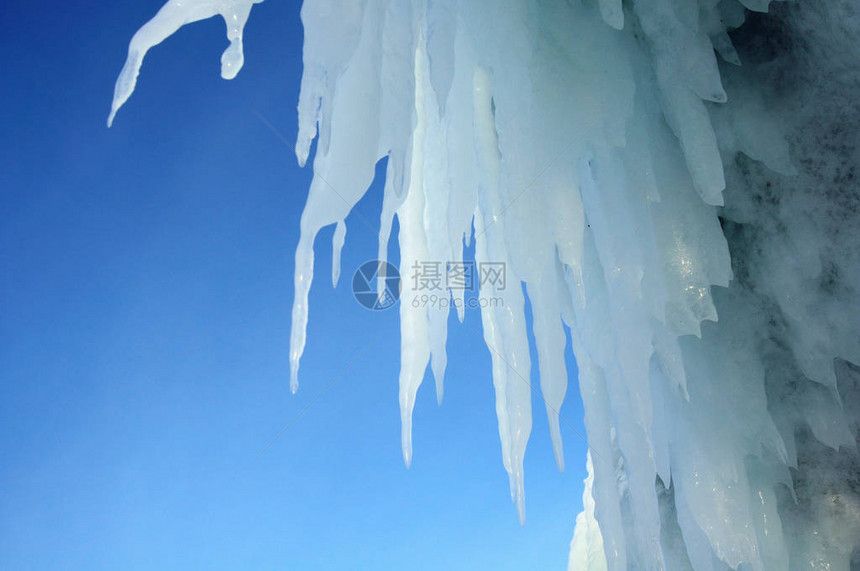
109 0 860 569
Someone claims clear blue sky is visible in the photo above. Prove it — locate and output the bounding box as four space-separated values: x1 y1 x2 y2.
0 1 587 568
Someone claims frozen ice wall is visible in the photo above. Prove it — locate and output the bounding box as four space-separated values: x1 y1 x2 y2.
109 0 860 568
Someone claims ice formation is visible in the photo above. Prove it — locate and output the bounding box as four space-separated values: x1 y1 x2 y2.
570 452 608 570
109 0 860 568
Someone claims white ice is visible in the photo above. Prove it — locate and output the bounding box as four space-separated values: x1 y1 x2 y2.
109 0 860 568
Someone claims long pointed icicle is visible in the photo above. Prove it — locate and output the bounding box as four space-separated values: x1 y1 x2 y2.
108 0 263 127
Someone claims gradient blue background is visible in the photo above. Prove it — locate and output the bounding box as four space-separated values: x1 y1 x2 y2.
0 1 587 568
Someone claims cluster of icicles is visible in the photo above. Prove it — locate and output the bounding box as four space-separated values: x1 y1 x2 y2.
109 0 860 569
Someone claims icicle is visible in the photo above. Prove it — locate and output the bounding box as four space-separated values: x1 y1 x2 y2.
108 0 263 127
569 452 608 571
597 0 623 30
331 220 346 287
397 31 433 468
526 260 568 472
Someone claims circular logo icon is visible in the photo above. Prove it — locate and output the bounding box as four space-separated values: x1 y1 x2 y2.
352 260 401 311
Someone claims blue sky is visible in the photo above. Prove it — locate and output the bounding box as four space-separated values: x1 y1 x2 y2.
0 1 587 568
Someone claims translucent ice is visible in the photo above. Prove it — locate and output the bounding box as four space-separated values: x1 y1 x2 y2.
107 0 264 127
110 0 860 568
